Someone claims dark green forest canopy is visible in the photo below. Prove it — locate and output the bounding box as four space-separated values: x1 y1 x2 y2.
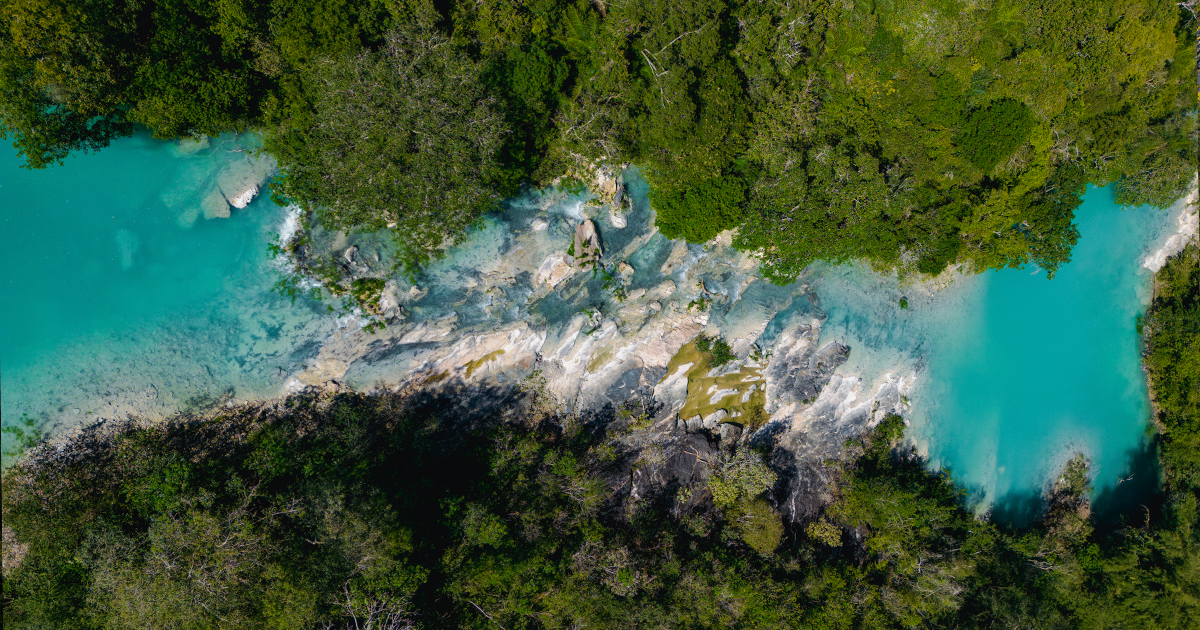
1 0 1196 275
5 295 1200 630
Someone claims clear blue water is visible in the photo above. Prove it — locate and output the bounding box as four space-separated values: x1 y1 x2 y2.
1 134 331 447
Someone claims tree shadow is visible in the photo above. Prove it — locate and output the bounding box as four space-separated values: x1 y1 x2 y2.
1090 438 1162 533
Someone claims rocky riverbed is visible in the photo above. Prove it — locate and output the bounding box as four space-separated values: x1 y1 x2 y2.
277 167 918 479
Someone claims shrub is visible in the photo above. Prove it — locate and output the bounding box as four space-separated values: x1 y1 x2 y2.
953 99 1036 173
696 334 736 368
650 174 746 243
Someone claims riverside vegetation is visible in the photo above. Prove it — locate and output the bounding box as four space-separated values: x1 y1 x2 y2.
1 0 1195 278
3 244 1199 629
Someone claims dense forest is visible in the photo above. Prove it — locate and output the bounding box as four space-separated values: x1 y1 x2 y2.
2 243 1198 629
1 0 1195 278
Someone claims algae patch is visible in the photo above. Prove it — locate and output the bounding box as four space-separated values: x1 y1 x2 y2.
465 350 506 378
664 341 766 426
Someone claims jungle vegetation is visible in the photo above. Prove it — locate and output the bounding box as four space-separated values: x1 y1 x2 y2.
1 0 1194 276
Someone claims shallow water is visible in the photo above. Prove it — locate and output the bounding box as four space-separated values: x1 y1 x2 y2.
0 134 331 445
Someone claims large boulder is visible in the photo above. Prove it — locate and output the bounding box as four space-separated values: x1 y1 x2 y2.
573 219 602 266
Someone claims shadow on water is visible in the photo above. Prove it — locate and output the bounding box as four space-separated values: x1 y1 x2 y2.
988 490 1048 529
1090 438 1162 533
983 439 1162 531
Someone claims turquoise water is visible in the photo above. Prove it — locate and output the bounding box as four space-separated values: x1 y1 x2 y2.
809 186 1171 515
1 133 331 445
913 186 1165 516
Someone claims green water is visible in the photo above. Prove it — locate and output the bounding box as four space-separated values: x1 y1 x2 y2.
1 134 330 440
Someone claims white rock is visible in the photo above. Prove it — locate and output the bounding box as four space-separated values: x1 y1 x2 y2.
702 409 728 429
660 240 689 274
405 285 428 303
609 210 627 229
227 185 259 209
531 218 549 231
536 253 576 287
216 153 275 209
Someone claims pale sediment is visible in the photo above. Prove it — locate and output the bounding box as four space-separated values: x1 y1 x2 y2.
1142 178 1199 273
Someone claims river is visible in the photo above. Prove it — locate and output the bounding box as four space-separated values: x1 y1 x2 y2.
0 133 1189 516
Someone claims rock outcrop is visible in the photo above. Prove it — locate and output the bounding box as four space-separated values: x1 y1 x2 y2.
573 220 602 266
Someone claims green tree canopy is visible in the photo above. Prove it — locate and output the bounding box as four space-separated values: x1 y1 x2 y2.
267 26 506 265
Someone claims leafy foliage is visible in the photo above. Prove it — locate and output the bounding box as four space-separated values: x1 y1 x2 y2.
954 99 1037 173
1 0 1194 276
695 333 736 368
267 26 505 265
6 380 1200 628
1143 244 1200 485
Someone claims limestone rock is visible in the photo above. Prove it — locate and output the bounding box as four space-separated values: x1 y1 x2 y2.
647 280 676 301
531 218 549 231
660 240 689 275
405 285 428 303
378 281 404 321
536 253 576 288
617 261 635 276
344 246 359 263
702 409 728 429
718 422 743 444
609 210 627 229
216 152 275 209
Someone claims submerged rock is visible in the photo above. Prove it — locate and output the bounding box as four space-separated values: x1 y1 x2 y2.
216 152 275 209
536 253 576 288
202 190 230 219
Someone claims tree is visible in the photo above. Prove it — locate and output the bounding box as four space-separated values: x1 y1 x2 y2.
267 26 507 267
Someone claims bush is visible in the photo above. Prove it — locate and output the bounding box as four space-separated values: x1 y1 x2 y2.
695 334 736 368
650 174 746 243
953 99 1036 173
